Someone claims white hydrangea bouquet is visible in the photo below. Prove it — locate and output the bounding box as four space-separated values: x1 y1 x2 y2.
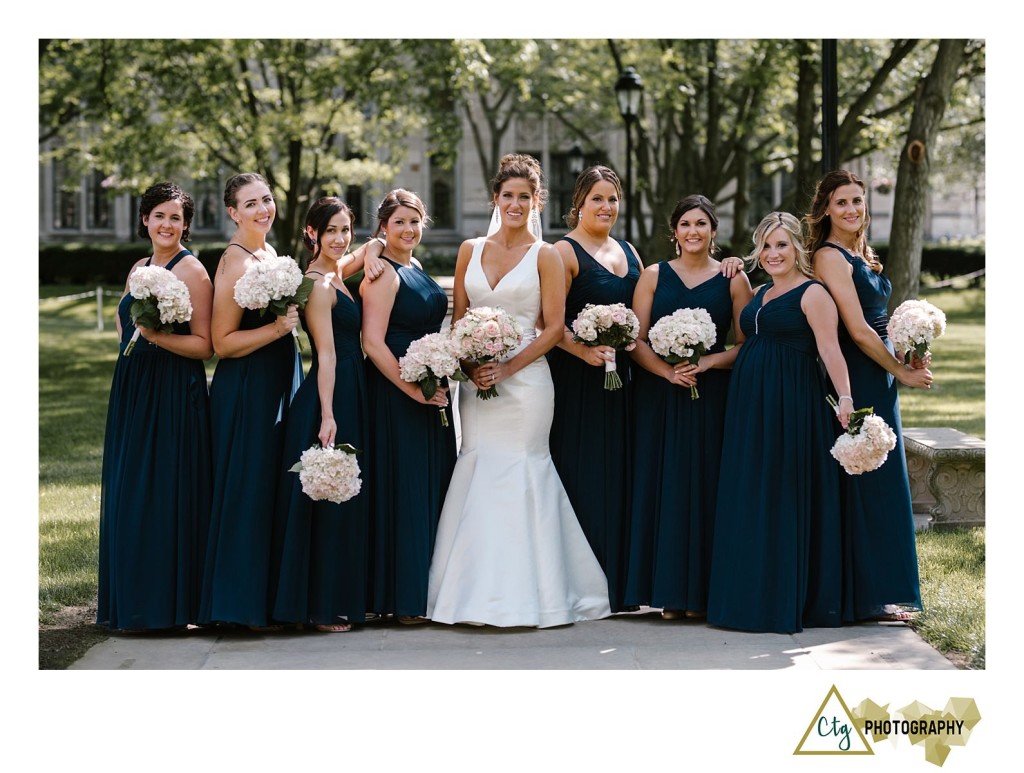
123 265 193 356
399 331 468 426
233 254 314 351
571 302 641 390
646 307 718 399
826 399 897 475
887 299 946 364
450 306 524 400
289 443 362 504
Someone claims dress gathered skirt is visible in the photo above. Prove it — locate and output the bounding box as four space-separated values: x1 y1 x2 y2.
270 289 369 626
97 250 212 630
706 281 842 634
366 258 456 618
624 268 732 614
826 243 922 621
547 236 640 612
427 239 611 628
199 306 303 627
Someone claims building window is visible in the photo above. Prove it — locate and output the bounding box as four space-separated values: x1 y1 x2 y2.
85 171 114 230
429 154 455 230
547 150 597 231
52 160 80 231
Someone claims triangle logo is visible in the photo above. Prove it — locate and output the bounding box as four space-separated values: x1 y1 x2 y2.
794 685 874 755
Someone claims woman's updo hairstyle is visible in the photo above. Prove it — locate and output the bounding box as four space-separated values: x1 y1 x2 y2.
223 172 270 209
301 196 355 269
374 188 430 238
137 181 195 243
566 165 621 228
669 194 719 257
490 153 547 209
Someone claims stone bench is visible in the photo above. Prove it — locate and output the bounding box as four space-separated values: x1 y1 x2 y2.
903 427 985 530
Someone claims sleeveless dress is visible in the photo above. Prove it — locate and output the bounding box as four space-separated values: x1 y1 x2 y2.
706 281 842 634
547 236 640 612
365 257 457 617
269 284 369 626
198 261 304 627
427 239 612 627
826 243 922 620
97 249 212 630
623 268 733 614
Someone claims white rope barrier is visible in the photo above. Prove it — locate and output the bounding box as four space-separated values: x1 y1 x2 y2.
39 286 122 331
922 268 985 290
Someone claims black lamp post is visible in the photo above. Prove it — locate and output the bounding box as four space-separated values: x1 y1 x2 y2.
615 66 644 242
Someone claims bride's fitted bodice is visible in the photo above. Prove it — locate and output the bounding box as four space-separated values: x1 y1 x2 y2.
465 238 541 355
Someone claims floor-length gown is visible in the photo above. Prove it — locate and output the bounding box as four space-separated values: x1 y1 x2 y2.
199 282 303 627
97 250 212 630
623 269 732 614
547 236 640 612
427 238 612 627
270 286 369 626
706 281 842 634
825 242 922 621
366 258 456 618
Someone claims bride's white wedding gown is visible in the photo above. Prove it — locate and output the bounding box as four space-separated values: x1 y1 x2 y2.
426 238 612 627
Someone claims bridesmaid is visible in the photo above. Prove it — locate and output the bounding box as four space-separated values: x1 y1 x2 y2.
807 170 933 623
361 189 457 624
269 197 380 632
548 166 641 612
624 195 752 620
198 172 303 630
707 212 853 634
97 181 213 631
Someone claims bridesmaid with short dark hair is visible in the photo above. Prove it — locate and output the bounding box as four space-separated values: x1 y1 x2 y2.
98 181 213 631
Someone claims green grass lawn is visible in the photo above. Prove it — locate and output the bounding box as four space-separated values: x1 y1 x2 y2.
37 283 987 668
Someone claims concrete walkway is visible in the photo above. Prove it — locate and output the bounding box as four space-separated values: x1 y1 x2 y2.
69 609 954 670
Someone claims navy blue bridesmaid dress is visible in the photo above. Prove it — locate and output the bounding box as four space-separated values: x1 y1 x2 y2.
97 249 212 630
826 243 922 621
365 258 456 617
547 237 640 612
198 283 303 627
270 286 369 626
623 268 732 615
706 281 842 634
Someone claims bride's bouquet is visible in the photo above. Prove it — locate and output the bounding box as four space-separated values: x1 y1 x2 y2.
123 265 193 356
887 299 946 364
571 302 640 390
646 307 718 399
450 306 523 400
826 399 897 475
399 331 468 426
289 443 362 504
233 254 314 351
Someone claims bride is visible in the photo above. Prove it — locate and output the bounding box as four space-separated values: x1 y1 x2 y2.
426 154 612 627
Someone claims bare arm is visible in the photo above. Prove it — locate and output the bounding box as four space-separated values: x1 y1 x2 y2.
138 257 214 359
211 247 298 358
304 276 338 447
803 283 853 429
814 247 932 389
360 263 448 408
339 237 386 282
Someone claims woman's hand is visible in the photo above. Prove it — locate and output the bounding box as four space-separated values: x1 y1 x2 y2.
896 364 933 389
576 343 616 367
363 239 387 282
412 384 449 408
474 361 508 391
275 305 299 337
318 416 337 448
138 325 163 345
908 350 932 369
666 361 701 387
836 397 853 430
720 256 744 278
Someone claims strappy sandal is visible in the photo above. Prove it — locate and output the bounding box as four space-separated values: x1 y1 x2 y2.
398 615 429 625
315 622 352 633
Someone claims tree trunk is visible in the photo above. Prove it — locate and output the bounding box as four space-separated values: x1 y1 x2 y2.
793 39 818 216
887 40 968 309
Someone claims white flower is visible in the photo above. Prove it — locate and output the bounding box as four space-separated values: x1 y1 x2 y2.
571 303 640 348
292 444 362 504
399 332 463 383
128 265 192 325
831 414 897 475
647 307 717 362
887 299 946 359
233 254 304 310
